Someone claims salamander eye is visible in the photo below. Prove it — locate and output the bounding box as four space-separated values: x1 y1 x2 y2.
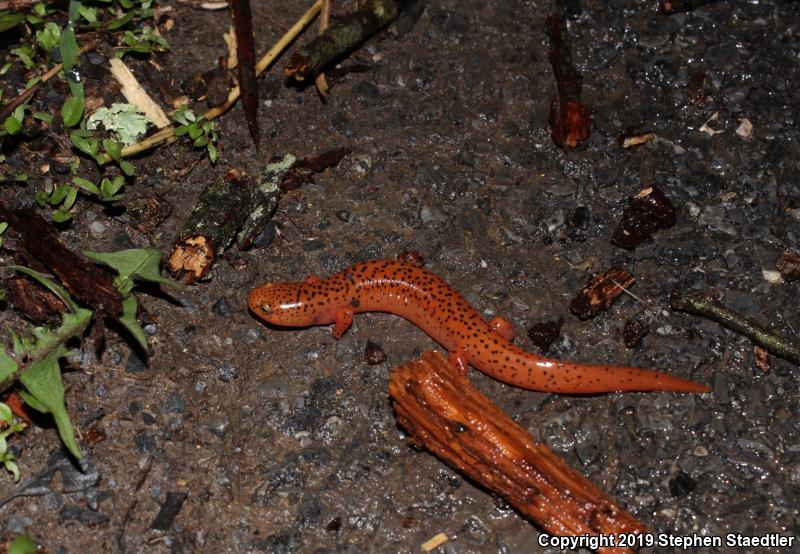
260 304 270 314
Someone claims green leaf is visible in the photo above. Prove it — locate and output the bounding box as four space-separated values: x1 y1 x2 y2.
2 115 22 135
207 142 218 163
18 390 48 413
102 138 122 161
73 176 99 195
119 160 135 176
52 209 73 223
59 21 79 72
77 4 97 24
33 111 54 122
70 131 98 156
83 247 176 290
118 295 147 350
63 186 78 210
7 533 38 554
61 95 84 127
48 183 69 205
0 402 12 424
0 350 16 382
0 13 25 33
19 347 82 458
106 11 134 31
8 299 93 460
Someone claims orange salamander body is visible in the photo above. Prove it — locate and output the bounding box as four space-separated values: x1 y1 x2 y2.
247 259 709 394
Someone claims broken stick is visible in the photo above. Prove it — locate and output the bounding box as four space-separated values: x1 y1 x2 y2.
285 0 411 82
670 291 800 365
389 352 646 554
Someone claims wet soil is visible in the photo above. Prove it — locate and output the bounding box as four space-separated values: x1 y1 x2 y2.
1 0 799 552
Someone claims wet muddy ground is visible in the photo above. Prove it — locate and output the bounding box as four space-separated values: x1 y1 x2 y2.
1 0 799 552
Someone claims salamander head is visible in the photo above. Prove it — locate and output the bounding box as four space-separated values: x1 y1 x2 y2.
247 283 317 327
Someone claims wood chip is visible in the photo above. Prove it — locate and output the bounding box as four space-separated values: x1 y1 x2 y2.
421 533 448 552
390 352 646 554
621 132 655 148
570 267 636 320
108 58 171 129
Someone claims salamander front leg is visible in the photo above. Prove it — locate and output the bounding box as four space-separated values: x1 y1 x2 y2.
489 316 516 341
332 307 354 339
448 348 469 375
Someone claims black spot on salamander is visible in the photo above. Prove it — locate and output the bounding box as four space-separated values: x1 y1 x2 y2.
351 298 360 308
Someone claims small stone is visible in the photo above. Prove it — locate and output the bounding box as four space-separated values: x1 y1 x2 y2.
125 350 148 373
150 492 188 531
217 364 238 382
202 415 230 438
164 392 187 414
88 221 106 238
335 210 350 223
364 340 388 365
211 297 233 317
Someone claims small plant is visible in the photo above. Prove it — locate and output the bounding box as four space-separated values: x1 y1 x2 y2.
0 248 178 461
0 402 26 481
172 105 219 163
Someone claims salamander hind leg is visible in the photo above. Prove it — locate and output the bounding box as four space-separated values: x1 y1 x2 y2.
305 275 321 284
332 306 354 339
490 316 516 341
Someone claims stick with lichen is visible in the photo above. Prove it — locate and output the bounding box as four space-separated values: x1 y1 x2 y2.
670 291 800 365
167 155 294 283
285 0 410 82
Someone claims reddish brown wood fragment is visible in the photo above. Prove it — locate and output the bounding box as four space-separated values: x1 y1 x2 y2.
623 319 650 348
611 186 676 250
527 318 563 353
0 202 123 316
570 268 635 320
280 147 351 191
776 250 800 282
230 0 259 147
6 276 67 325
389 352 646 554
546 12 590 151
753 346 770 373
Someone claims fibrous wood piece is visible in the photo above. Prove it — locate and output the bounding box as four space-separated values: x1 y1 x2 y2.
389 352 646 554
285 0 410 81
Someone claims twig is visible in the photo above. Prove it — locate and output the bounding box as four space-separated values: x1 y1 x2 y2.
285 0 408 82
314 0 332 97
670 291 800 365
230 0 259 146
390 352 646 554
119 0 322 159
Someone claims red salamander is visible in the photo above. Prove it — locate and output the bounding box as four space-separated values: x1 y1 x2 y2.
247 259 710 394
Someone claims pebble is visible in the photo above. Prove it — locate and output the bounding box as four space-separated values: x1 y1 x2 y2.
88 221 106 238
164 392 187 414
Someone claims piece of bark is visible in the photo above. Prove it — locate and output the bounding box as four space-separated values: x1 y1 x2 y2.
279 147 351 192
285 0 410 82
776 250 800 282
670 291 800 365
6 276 67 325
570 268 635 320
168 149 350 283
623 319 650 348
527 318 564 353
390 352 646 554
546 12 590 151
230 0 259 147
0 201 123 316
611 186 676 250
